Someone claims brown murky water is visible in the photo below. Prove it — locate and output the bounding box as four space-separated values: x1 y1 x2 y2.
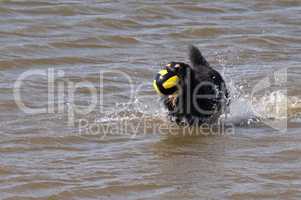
1 0 301 199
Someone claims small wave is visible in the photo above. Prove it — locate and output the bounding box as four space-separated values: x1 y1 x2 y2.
51 38 112 49
170 27 226 39
172 5 226 13
0 57 97 69
236 35 301 50
80 17 141 30
224 85 301 128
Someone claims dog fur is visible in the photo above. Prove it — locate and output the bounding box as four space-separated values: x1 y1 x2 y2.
163 45 229 125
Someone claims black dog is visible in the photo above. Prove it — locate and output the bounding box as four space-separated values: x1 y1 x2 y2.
161 45 229 125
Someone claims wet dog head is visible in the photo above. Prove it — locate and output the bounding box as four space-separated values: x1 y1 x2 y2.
153 62 189 96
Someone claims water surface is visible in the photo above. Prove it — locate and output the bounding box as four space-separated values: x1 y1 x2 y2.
1 0 301 199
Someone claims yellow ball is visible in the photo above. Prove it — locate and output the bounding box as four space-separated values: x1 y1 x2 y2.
153 69 180 96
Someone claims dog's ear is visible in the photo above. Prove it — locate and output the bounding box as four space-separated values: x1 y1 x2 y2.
189 45 210 70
